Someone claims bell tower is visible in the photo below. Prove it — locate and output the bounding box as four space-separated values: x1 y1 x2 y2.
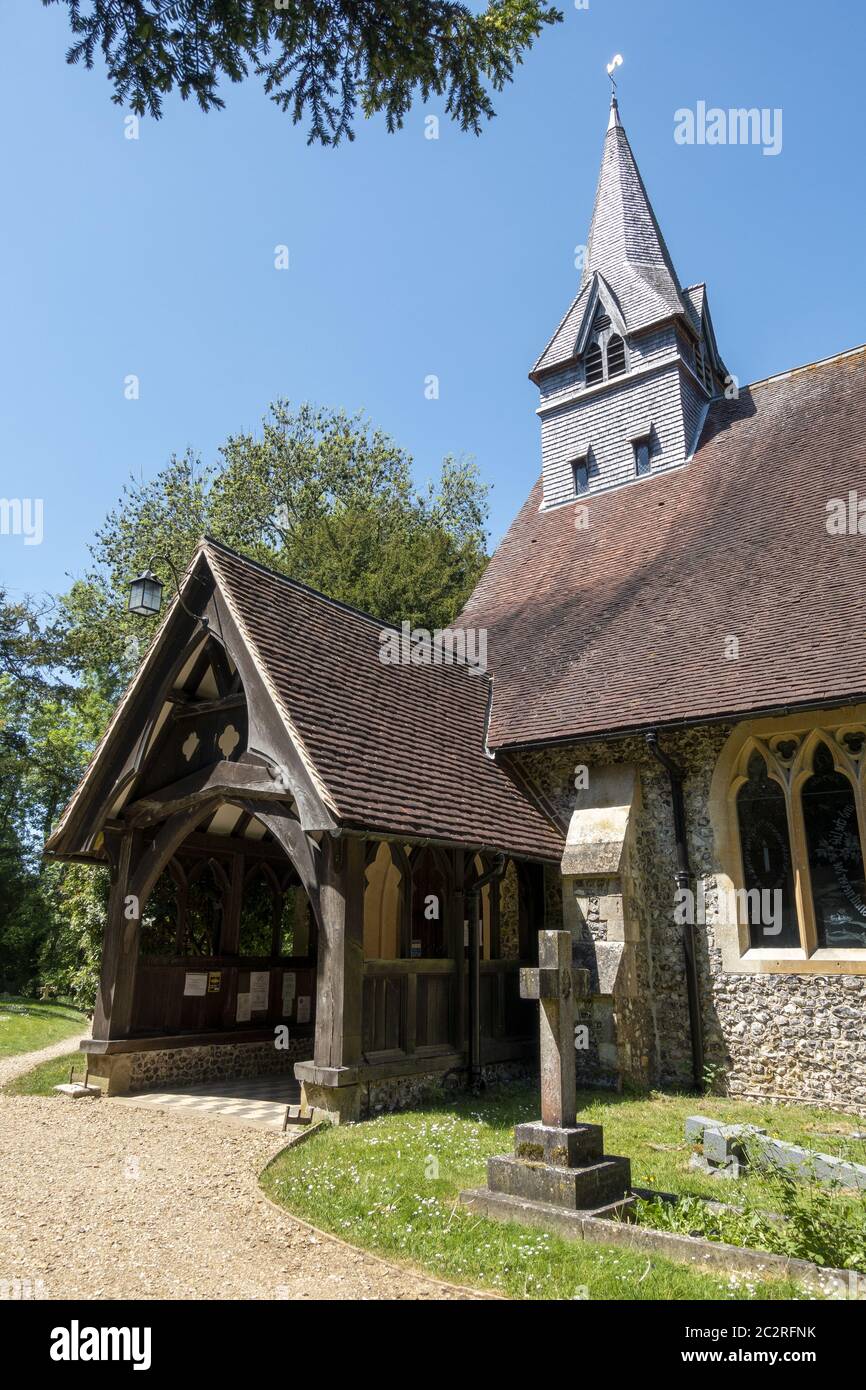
530 94 728 509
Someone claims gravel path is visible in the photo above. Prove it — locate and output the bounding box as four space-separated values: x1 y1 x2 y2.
0 1031 89 1087
0 1088 476 1300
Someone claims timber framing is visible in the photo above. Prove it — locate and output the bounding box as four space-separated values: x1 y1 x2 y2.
47 538 561 1105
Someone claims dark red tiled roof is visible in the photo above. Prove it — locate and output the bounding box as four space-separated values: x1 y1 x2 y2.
208 542 562 860
460 347 866 748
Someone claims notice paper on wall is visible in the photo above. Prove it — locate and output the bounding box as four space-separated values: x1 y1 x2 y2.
249 971 270 1012
296 995 311 1024
281 972 296 1016
236 992 251 1023
183 971 208 997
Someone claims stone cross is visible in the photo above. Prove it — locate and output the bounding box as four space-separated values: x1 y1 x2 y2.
520 930 589 1129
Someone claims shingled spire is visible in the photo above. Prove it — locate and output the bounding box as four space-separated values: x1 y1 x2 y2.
580 93 685 333
531 94 727 509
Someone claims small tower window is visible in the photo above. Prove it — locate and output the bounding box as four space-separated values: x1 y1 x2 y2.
573 457 589 495
703 355 713 392
695 340 713 392
584 342 604 387
606 335 626 378
634 437 652 477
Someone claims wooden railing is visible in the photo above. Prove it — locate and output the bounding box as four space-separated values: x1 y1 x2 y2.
362 957 534 1061
362 959 455 1058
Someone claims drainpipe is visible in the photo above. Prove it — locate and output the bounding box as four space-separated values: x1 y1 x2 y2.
645 731 704 1091
466 853 507 1090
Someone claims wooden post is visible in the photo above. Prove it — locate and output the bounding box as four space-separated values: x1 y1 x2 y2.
451 848 466 1054
467 885 482 1084
312 834 365 1070
223 850 243 954
92 830 139 1040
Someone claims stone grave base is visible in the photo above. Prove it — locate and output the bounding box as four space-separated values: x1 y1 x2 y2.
461 1186 635 1230
461 1118 634 1224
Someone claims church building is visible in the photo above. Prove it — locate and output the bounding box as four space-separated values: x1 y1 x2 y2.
47 96 866 1118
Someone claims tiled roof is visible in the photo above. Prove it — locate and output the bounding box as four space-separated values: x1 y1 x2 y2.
460 345 866 748
206 542 563 859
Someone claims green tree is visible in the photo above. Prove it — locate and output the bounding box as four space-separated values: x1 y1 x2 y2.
210 401 488 627
61 449 212 699
0 590 84 994
44 0 562 143
38 862 107 1009
64 404 488 666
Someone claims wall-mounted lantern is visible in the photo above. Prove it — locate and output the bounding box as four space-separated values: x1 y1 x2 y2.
127 567 164 617
126 553 208 628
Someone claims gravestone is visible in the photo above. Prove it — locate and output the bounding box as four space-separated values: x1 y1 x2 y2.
462 931 633 1219
687 1115 866 1188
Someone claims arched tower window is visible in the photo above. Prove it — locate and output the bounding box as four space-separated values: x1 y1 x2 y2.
583 341 604 387
606 334 626 378
695 339 713 392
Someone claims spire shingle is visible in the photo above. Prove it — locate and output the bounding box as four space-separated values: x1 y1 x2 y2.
533 97 690 374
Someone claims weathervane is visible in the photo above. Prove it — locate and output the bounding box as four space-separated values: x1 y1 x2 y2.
607 53 623 95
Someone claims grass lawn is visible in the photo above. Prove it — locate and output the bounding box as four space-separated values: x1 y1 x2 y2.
0 998 87 1058
261 1084 864 1301
2 1051 84 1095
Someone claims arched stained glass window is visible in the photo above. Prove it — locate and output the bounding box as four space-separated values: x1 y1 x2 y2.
802 742 866 947
736 753 799 947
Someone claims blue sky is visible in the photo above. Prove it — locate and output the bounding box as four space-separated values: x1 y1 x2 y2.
1 0 864 600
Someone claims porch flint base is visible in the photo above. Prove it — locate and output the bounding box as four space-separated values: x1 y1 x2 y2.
468 1117 633 1218
296 1058 535 1125
82 1035 312 1095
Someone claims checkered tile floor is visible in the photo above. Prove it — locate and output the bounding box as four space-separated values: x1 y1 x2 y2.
115 1073 305 1131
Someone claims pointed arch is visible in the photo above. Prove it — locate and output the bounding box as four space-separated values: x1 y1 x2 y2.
734 749 798 947
606 333 626 378
363 841 405 959
583 340 604 387
799 740 866 948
